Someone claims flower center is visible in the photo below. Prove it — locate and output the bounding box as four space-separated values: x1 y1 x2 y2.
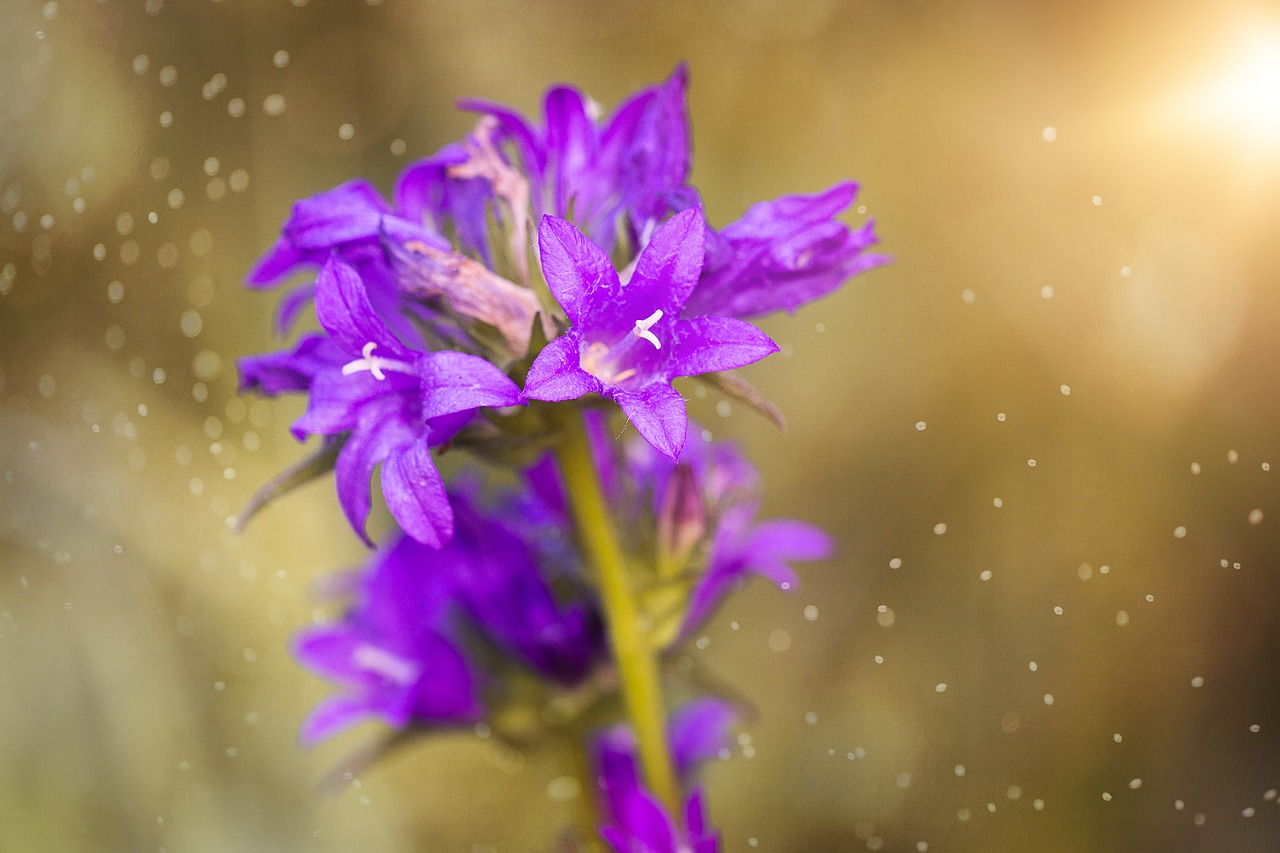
579 309 664 385
341 342 417 381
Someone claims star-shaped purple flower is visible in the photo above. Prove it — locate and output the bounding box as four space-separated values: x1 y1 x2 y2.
523 208 778 460
293 257 522 547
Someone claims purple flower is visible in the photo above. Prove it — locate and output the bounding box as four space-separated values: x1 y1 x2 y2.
292 257 522 547
460 64 697 255
595 699 733 853
440 486 603 685
523 209 778 460
681 500 833 637
685 182 891 319
246 180 446 341
294 535 481 745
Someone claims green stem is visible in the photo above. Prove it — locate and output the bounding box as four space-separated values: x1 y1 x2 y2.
554 411 680 813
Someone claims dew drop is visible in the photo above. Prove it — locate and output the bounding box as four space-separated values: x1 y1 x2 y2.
1248 508 1263 525
263 93 286 116
1040 285 1054 299
272 49 290 68
1041 125 1057 142
338 123 355 140
180 309 202 338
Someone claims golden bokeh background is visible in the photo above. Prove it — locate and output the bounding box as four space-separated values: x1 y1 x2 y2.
3 1 1279 851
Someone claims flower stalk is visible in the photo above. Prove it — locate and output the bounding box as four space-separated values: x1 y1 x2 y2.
555 410 680 814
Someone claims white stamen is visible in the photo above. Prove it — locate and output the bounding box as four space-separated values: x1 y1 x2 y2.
634 309 664 350
341 341 417 381
353 643 419 685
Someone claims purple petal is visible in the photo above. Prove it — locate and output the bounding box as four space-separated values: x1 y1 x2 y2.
538 215 619 324
284 180 391 250
629 207 705 315
667 316 779 378
393 144 494 260
686 182 890 318
292 370 414 439
314 257 413 359
274 281 318 334
381 436 452 547
332 400 419 543
238 333 345 396
544 86 596 219
418 351 522 421
298 694 377 746
523 333 602 402
459 98 547 186
247 235 313 288
614 383 687 461
669 698 736 780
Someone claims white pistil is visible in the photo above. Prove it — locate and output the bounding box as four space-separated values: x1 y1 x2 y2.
634 309 664 350
580 309 667 385
341 341 417 381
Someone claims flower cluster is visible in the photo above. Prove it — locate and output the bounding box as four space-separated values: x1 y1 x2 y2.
240 65 884 851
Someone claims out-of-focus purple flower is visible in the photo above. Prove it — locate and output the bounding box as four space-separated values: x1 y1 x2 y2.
680 501 832 638
685 182 890 319
440 486 603 685
294 535 481 746
460 64 697 255
297 482 607 744
290 257 521 547
523 209 778 460
595 698 733 853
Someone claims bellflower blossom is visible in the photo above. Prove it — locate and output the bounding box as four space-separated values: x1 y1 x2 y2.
298 483 606 746
293 533 481 745
461 64 696 255
523 209 778 459
291 257 521 546
686 182 891 319
595 698 734 853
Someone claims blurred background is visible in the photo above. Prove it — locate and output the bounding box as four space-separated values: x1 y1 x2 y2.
3 1 1279 851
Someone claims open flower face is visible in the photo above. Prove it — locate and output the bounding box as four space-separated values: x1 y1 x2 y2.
523 208 779 460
